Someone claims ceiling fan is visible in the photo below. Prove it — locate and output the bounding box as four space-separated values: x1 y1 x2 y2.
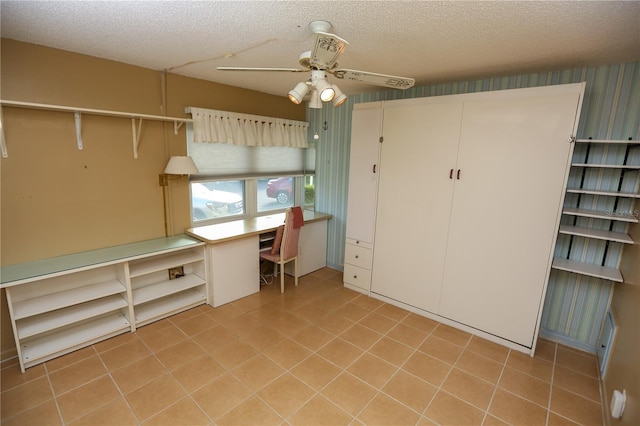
217 20 415 108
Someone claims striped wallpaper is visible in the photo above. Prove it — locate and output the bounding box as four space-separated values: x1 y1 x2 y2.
310 61 640 351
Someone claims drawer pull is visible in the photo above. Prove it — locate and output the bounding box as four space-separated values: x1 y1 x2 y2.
353 275 358 279
355 255 359 259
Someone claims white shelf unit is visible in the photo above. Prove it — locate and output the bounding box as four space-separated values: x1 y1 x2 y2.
1 235 206 372
129 245 206 327
5 264 130 371
552 139 639 282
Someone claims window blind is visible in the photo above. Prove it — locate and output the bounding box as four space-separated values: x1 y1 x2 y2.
187 124 316 180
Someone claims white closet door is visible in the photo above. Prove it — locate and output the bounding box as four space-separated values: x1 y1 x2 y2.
345 103 383 244
438 87 582 347
371 100 463 313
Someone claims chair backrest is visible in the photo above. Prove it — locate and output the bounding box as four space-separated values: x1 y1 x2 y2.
280 207 302 261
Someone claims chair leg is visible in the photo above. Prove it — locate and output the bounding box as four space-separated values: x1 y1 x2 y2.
294 257 299 287
280 262 285 294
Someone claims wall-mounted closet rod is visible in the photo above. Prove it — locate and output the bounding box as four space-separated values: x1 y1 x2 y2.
0 100 193 159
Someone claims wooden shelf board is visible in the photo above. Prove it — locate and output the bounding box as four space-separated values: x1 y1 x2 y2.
132 274 205 305
13 280 126 320
559 225 634 244
562 207 639 223
21 314 130 365
566 188 640 198
134 289 206 326
552 258 623 282
17 295 128 339
128 251 203 278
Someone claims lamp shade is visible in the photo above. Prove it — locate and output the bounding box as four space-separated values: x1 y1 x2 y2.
331 85 347 107
164 156 199 175
288 82 309 105
315 78 335 102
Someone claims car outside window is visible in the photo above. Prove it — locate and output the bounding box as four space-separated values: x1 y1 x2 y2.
258 177 294 213
191 181 244 222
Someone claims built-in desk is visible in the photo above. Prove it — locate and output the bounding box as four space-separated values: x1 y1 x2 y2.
186 210 331 306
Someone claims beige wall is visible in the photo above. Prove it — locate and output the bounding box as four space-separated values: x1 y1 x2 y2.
605 220 640 425
0 38 305 360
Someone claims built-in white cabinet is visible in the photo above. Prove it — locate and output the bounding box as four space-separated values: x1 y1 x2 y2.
1 236 206 372
208 236 260 307
285 219 329 277
371 99 464 311
343 102 383 293
348 83 586 353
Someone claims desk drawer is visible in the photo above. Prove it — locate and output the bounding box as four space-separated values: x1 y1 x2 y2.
343 264 371 292
344 243 373 269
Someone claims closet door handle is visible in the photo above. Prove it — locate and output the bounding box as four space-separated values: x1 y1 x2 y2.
457 169 461 180
449 169 454 179
373 164 377 173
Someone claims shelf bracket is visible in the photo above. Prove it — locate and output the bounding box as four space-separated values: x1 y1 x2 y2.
74 112 84 151
0 107 7 158
174 121 184 135
131 118 143 159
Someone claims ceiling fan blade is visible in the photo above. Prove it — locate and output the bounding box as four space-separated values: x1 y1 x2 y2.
310 32 349 69
217 67 308 72
331 69 415 89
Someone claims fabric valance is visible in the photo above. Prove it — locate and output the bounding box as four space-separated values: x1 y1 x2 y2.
187 107 309 148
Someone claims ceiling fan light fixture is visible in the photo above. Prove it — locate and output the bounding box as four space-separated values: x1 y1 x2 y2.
288 82 309 104
314 78 334 102
331 84 347 107
309 89 322 109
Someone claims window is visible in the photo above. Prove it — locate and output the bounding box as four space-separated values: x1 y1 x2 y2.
259 177 294 213
191 181 245 223
186 124 315 225
304 175 315 211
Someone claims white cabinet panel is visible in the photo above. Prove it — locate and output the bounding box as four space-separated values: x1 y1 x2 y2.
439 90 582 346
209 236 260 307
371 100 464 313
345 102 383 244
285 219 328 277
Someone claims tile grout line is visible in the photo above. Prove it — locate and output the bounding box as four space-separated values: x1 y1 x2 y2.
480 346 511 425
545 340 558 426
44 362 66 426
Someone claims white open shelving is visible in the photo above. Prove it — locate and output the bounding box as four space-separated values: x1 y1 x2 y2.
12 280 126 320
132 274 205 305
565 188 640 198
558 225 634 244
552 138 638 283
129 250 204 278
1 235 207 372
134 289 206 326
551 258 623 283
21 314 131 369
16 295 128 339
562 207 639 223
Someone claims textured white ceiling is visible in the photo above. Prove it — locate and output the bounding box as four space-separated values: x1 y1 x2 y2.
2 1 639 98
